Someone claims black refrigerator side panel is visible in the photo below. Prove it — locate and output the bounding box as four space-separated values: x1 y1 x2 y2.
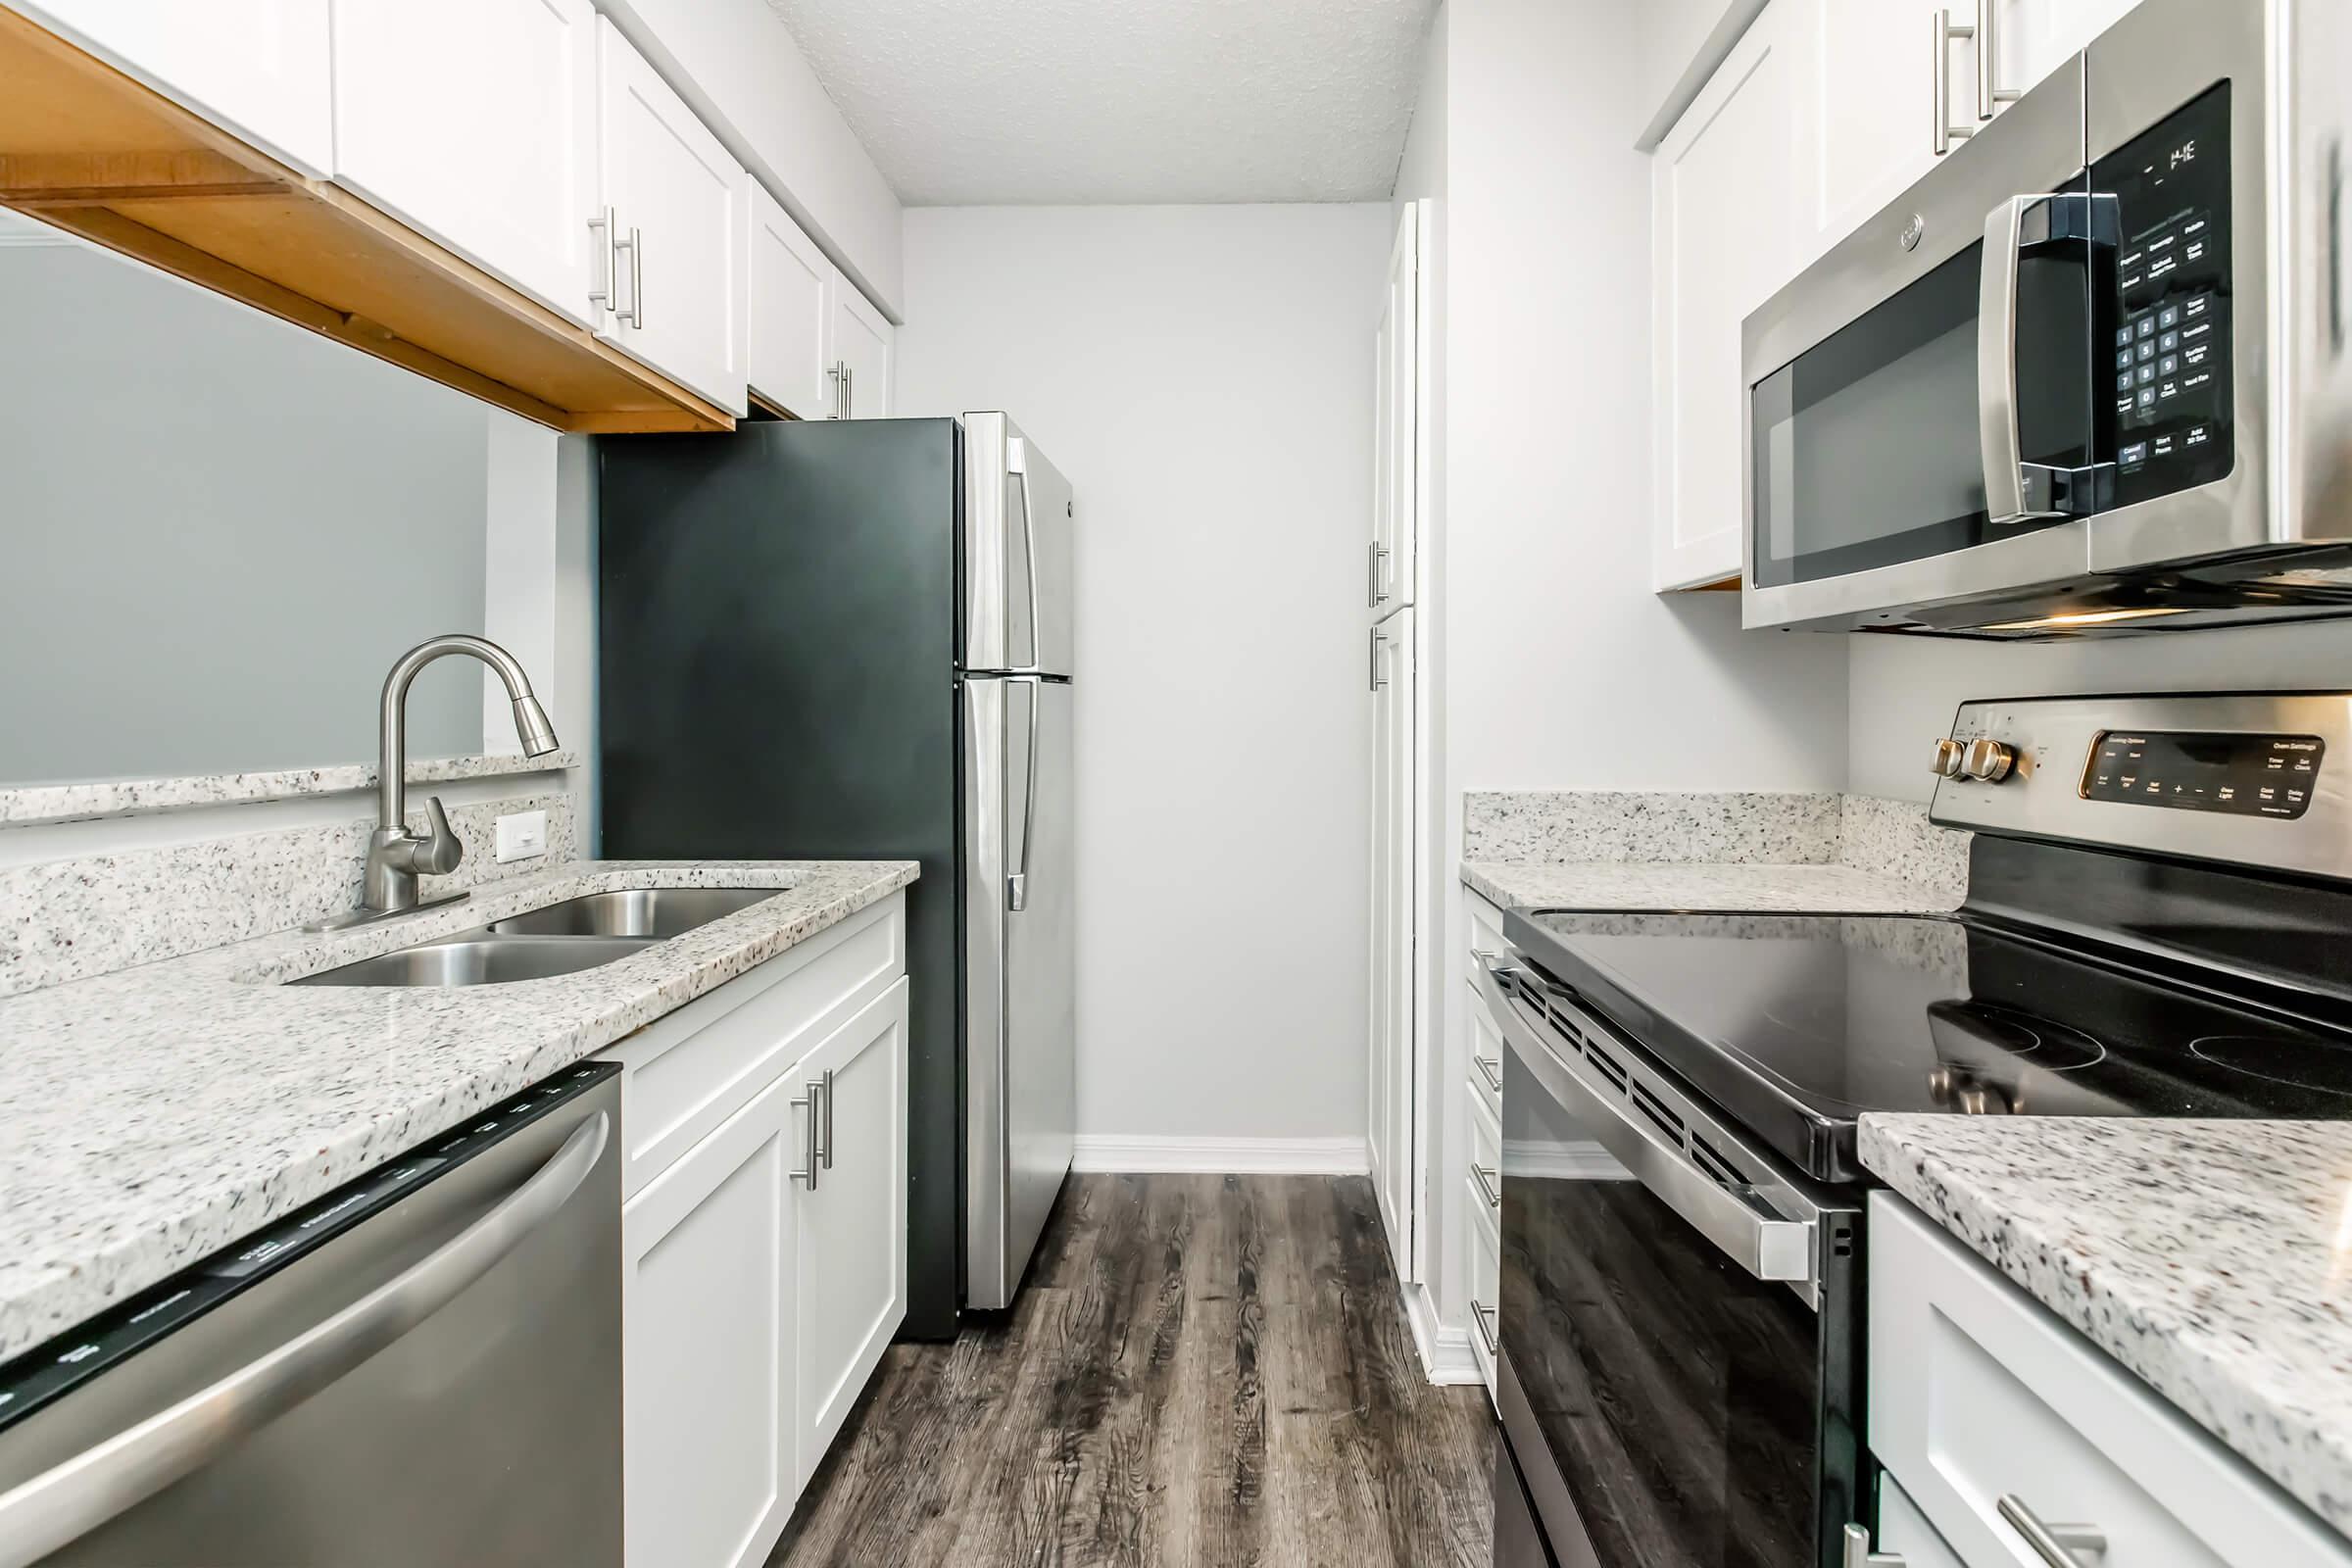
598 417 965 1340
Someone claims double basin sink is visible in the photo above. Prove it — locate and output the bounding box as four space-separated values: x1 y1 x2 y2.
294 888 774 988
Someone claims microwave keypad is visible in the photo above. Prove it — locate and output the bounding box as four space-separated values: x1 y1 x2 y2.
2099 84 2232 504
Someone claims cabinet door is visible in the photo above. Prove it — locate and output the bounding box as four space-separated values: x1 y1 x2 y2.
1805 0 1972 258
330 0 597 326
1650 1 1811 591
13 0 331 174
746 180 833 418
1370 202 1421 612
1366 608 1415 1283
792 979 908 1489
622 1069 805 1568
824 269 894 418
594 17 749 414
1995 0 2139 105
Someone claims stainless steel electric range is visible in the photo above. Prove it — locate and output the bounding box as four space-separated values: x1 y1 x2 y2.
1480 692 2352 1568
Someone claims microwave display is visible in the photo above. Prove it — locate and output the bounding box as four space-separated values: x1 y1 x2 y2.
2099 84 2233 507
2082 730 2319 818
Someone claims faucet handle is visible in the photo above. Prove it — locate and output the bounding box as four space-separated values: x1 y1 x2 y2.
409 796 463 877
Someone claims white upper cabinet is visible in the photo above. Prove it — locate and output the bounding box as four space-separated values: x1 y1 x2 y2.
824 269 894 419
594 17 748 415
1804 0 1973 258
1650 1 1810 591
12 0 331 174
745 180 834 419
329 0 598 327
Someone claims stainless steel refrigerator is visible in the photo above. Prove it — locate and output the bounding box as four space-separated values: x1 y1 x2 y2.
596 413 1075 1335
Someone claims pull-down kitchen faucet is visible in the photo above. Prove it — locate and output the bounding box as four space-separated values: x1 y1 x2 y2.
312 635 561 932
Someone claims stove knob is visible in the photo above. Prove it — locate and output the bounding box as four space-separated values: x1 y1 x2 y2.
1930 739 1966 778
1962 738 2019 782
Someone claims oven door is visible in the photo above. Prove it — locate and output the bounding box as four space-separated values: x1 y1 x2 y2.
1478 955 1862 1568
1743 53 2096 632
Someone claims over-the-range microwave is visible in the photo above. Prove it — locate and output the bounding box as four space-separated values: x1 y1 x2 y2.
1742 0 2352 637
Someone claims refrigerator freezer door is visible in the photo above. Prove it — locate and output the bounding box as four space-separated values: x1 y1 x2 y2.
961 675 1076 1309
962 412 1075 676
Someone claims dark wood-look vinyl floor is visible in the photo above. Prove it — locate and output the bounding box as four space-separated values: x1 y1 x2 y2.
767 1174 1496 1568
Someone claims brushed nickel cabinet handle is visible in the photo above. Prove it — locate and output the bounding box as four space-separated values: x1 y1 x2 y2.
1933 9 1978 157
1840 1524 1907 1568
1472 1163 1501 1210
790 1086 820 1190
1474 1054 1503 1093
1996 1495 2107 1566
1975 0 2020 121
1470 1298 1497 1355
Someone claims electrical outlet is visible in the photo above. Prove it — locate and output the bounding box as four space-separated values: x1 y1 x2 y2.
494 808 549 863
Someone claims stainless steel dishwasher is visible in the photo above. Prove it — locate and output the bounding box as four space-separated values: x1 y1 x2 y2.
0 1062 622 1567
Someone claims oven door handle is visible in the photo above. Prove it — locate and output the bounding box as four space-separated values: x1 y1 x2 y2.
1478 956 1817 1290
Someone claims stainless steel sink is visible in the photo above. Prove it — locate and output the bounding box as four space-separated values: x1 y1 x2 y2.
292 936 655 988
485 887 774 940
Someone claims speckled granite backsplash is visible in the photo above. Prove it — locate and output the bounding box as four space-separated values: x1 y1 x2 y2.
0 790 576 998
1462 790 1970 900
1461 791 1843 863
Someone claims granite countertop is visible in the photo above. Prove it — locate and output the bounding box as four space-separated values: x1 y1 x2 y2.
0 858 916 1361
1461 860 1961 914
1862 1116 2352 1536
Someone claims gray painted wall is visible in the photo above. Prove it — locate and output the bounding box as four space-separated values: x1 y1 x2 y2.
0 235 490 785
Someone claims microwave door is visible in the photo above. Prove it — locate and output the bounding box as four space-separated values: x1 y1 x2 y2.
1742 58 2096 633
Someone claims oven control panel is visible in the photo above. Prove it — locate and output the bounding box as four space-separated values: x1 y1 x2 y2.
1929 694 2352 879
2100 83 2233 507
2081 731 2323 818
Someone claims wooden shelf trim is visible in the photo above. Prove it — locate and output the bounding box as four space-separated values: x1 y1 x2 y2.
0 9 731 434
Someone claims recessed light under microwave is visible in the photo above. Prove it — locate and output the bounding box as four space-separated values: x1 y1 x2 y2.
1740 0 2352 638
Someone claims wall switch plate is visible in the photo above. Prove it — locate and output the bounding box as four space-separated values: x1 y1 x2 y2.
494 808 549 863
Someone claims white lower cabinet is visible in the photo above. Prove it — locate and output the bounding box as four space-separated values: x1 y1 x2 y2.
789 980 908 1491
622 1062 798 1568
1461 885 1506 1399
607 895 909 1568
1869 1193 2352 1568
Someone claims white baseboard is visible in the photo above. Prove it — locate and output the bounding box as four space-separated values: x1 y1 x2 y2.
1400 1281 1484 1386
1069 1134 1371 1176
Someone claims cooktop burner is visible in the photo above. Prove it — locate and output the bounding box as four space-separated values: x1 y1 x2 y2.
1504 906 2352 1182
2187 1035 2352 1097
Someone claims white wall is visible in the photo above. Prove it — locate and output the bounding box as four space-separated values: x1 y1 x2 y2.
897 204 1394 1146
1849 623 2352 801
1424 0 1849 1327
601 0 905 318
1633 0 1769 149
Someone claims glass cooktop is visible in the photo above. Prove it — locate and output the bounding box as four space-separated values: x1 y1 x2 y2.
1506 907 2352 1183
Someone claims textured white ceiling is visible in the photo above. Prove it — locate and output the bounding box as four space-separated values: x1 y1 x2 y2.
761 0 1439 206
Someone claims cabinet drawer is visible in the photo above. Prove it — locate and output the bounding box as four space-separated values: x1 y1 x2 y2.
1465 888 1506 985
1465 1090 1501 1245
1466 980 1504 1118
1870 1194 2352 1568
600 896 905 1197
1466 1193 1499 1396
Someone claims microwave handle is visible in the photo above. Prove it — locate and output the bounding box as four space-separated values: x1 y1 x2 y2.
1980 195 2056 525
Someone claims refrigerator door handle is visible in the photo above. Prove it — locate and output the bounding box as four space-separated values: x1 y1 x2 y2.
1007 679 1040 912
1007 437 1043 671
